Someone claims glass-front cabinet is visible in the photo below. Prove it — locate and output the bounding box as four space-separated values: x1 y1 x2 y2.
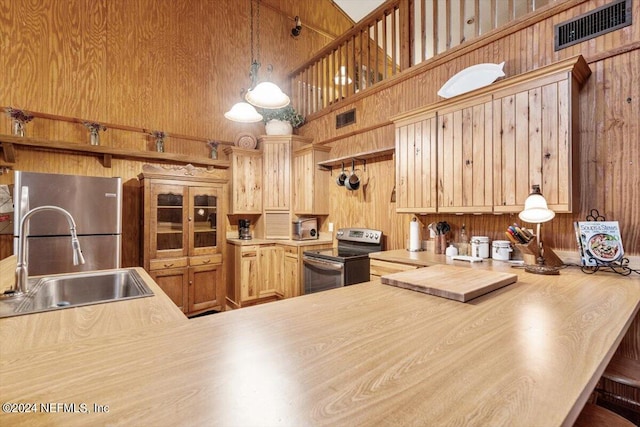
190 188 218 256
149 184 221 259
152 184 187 258
140 165 227 316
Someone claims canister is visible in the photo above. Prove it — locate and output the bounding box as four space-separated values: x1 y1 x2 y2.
470 236 490 259
492 240 512 261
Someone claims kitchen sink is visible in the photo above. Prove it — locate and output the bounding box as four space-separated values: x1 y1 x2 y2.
0 269 154 318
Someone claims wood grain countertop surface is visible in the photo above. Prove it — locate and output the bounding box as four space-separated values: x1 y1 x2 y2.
0 256 187 354
1 260 639 426
226 236 334 247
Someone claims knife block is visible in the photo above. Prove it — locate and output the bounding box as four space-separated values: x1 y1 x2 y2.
515 237 563 267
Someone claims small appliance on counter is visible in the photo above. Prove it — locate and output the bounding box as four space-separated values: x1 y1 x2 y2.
238 219 251 240
292 217 318 241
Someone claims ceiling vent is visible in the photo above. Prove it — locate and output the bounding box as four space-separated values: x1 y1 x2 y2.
554 0 632 51
336 109 356 129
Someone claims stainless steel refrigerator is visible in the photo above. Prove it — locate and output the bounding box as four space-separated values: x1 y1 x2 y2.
13 171 122 276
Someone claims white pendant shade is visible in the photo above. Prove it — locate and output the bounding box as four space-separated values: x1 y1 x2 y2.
518 193 555 224
334 66 353 85
245 82 290 109
224 102 263 123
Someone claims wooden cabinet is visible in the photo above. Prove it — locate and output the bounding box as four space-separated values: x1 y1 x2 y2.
437 95 493 213
279 242 334 297
392 55 590 215
224 146 262 215
395 111 438 213
150 267 189 312
226 241 333 308
492 70 581 213
282 246 299 299
140 164 227 316
292 144 331 215
258 135 314 239
261 136 292 211
227 243 283 307
258 245 284 297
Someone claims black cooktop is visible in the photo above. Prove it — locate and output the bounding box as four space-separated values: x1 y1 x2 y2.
303 248 370 262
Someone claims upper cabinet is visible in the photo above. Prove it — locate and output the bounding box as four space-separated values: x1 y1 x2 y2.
437 94 493 213
292 144 331 215
261 136 293 211
395 111 438 213
492 70 580 213
225 146 263 215
392 55 591 214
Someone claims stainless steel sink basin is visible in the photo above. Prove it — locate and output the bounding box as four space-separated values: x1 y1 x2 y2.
0 269 154 318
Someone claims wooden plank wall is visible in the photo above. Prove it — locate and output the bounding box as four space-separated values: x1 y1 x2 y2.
0 0 638 260
0 0 354 261
300 0 640 255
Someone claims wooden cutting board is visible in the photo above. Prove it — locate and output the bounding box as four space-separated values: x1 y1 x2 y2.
380 264 518 302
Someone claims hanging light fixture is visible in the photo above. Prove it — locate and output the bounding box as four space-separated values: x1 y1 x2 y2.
224 99 263 123
334 66 352 85
224 0 289 122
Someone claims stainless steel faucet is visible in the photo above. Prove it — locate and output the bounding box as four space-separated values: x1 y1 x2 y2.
7 205 85 297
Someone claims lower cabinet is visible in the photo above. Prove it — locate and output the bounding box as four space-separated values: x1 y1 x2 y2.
150 254 224 316
228 244 284 308
150 266 189 312
282 246 299 299
227 241 333 308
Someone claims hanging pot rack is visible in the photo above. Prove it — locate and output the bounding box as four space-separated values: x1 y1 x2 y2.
317 145 394 175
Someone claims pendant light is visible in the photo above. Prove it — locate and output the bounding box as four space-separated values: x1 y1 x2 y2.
224 100 263 123
224 0 289 122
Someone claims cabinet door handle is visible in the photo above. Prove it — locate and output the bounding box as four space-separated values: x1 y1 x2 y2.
202 259 211 264
164 263 174 268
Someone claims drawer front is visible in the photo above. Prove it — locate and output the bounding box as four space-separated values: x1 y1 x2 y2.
190 253 223 266
241 245 259 257
150 257 188 271
281 245 298 256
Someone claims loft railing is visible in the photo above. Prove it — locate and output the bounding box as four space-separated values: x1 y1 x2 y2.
289 0 554 118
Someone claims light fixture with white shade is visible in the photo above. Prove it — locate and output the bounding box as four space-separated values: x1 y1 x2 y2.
224 0 290 122
224 101 263 123
518 185 560 275
334 66 353 85
245 64 290 108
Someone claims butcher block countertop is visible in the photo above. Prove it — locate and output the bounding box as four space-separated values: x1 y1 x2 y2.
1 259 639 426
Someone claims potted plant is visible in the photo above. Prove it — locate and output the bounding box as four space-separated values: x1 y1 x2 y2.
258 105 305 135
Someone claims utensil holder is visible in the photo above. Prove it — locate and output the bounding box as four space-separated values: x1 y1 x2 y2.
435 235 447 254
515 237 563 267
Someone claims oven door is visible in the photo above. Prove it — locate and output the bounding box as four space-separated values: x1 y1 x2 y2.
303 256 344 294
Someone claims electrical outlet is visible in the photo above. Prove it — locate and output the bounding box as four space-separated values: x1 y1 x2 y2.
328 222 334 232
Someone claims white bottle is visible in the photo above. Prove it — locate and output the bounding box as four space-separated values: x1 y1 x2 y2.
445 244 459 257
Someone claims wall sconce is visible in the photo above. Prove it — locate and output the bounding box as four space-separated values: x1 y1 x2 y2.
518 185 560 275
291 16 302 37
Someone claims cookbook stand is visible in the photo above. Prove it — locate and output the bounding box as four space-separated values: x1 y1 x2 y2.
580 209 638 276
